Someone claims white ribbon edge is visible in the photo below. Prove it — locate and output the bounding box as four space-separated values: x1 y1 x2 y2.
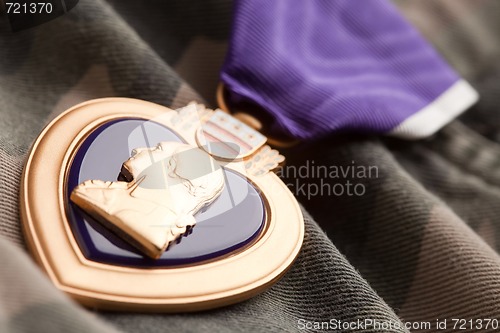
389 79 479 139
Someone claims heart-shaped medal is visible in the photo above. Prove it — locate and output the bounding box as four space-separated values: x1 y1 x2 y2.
20 98 304 312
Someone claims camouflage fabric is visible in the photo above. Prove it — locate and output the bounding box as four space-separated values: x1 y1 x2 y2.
1 0 500 332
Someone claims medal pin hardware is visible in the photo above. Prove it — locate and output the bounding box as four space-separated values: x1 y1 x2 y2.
20 98 304 312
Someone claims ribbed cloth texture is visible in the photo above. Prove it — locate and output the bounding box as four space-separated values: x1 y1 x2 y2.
220 0 473 140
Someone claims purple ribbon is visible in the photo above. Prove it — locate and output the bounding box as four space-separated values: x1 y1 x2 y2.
220 0 478 140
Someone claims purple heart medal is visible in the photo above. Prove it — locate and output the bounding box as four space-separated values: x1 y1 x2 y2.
20 98 304 311
20 0 479 313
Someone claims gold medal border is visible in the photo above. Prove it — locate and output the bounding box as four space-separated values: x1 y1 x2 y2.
20 98 304 312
